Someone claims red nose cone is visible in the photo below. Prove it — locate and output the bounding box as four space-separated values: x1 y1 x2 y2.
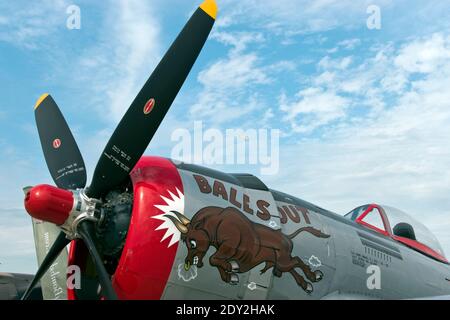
24 185 74 225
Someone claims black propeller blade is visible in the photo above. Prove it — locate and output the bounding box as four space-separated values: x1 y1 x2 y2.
78 222 118 300
87 1 217 199
35 94 87 190
21 232 70 300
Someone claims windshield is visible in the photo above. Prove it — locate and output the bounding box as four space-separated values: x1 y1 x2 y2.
345 205 369 221
382 205 446 258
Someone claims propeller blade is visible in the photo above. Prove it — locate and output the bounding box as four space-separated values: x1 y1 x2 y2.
35 94 87 190
87 0 217 198
21 231 70 300
77 222 118 300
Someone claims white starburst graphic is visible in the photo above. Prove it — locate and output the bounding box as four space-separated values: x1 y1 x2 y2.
153 188 185 247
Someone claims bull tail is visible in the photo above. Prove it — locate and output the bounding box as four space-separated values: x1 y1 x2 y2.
287 227 330 239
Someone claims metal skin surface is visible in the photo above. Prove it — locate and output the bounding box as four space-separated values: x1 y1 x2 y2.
66 156 450 300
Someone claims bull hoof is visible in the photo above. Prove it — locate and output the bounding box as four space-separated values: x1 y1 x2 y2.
314 270 323 282
305 283 313 294
230 274 239 285
229 260 239 272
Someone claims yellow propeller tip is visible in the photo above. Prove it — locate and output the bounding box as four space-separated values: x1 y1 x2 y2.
200 0 218 20
34 93 49 110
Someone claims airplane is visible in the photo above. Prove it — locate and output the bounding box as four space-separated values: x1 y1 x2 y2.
4 0 450 300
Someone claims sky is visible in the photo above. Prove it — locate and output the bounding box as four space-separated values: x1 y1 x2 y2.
1 0 450 273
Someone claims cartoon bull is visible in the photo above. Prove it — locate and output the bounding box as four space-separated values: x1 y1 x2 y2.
166 206 330 293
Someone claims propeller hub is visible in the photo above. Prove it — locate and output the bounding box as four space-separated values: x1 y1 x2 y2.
24 185 74 225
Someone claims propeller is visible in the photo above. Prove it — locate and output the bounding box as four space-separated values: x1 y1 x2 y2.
22 0 217 300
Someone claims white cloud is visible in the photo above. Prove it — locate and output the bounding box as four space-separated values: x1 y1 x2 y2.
73 0 161 122
218 0 393 34
0 138 53 207
338 38 361 50
190 30 271 124
198 54 269 92
280 88 349 133
0 209 36 273
395 33 450 74
211 31 265 55
189 29 300 126
318 56 353 70
279 38 443 134
0 0 69 49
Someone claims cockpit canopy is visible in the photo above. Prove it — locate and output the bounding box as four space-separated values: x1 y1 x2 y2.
345 204 447 263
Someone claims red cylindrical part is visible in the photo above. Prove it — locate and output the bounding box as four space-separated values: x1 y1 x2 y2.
24 184 74 225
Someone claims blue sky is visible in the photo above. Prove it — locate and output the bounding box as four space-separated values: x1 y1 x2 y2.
1 0 450 273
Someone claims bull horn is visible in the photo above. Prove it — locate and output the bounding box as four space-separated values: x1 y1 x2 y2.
165 215 188 234
170 211 191 226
